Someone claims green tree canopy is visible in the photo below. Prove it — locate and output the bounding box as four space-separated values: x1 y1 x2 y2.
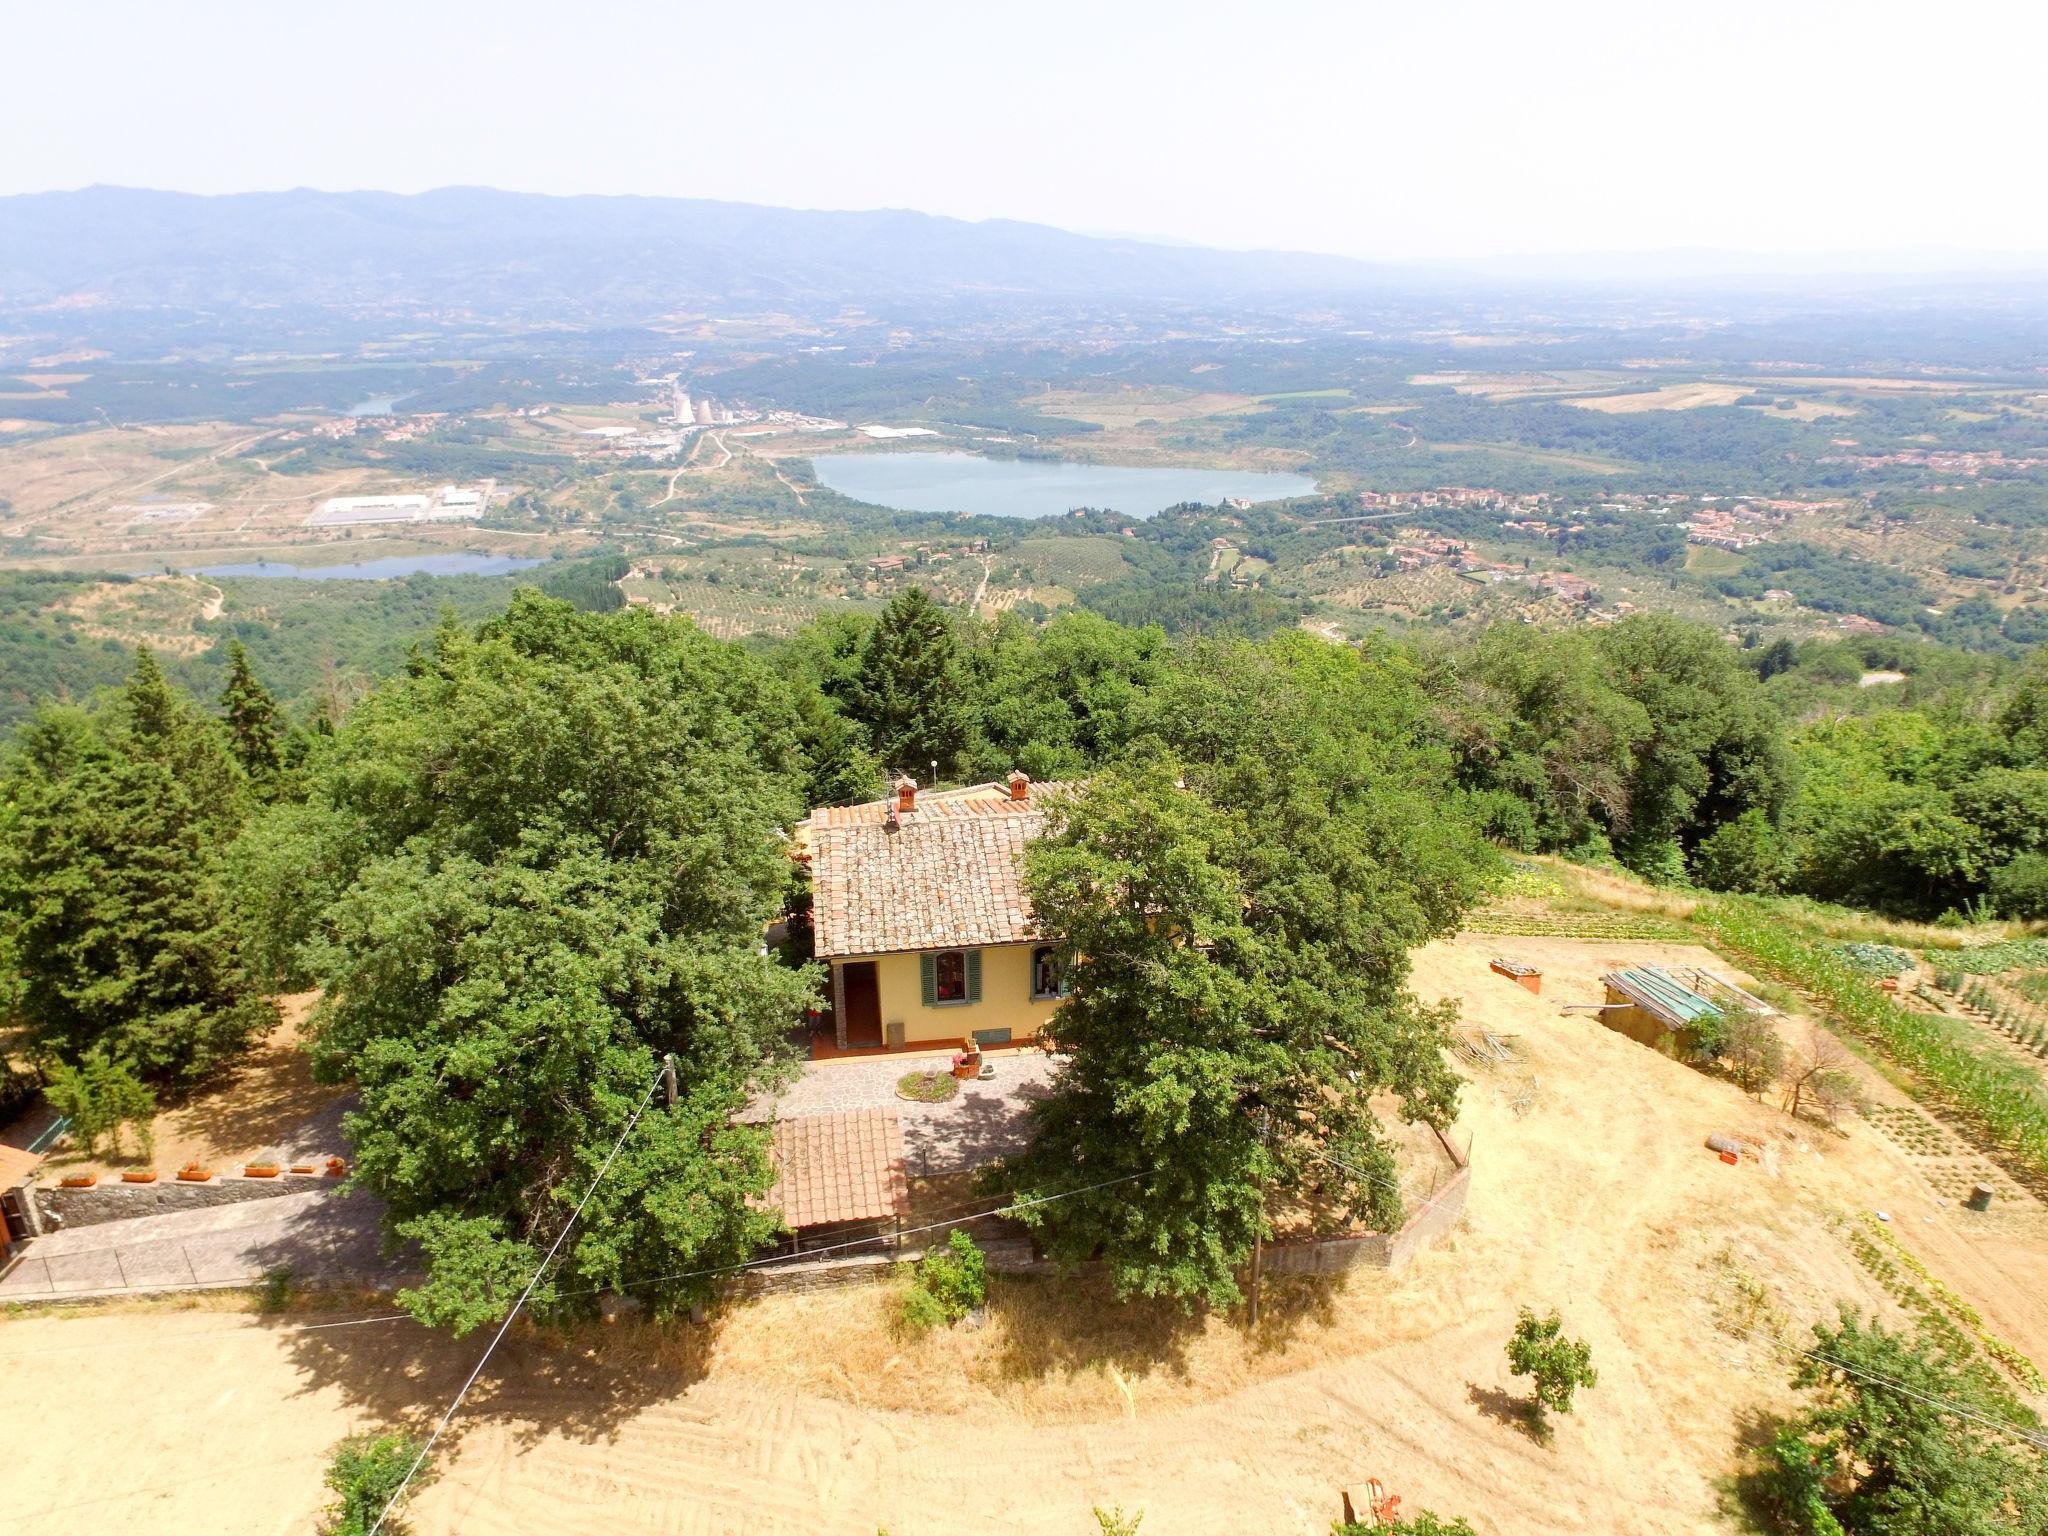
856 586 971 780
1753 1309 2048 1536
244 594 818 1329
0 648 271 1080
1006 634 1496 1306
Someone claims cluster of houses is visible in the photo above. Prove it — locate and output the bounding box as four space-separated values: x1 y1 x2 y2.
1819 447 2046 477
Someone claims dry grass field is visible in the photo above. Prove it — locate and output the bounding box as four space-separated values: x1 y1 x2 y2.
5 932 2043 1535
1019 385 1258 431
1569 382 1752 413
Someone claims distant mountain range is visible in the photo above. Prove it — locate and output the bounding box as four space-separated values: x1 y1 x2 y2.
0 185 1404 324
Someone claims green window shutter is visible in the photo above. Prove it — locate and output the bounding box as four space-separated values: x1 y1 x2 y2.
965 949 982 1004
920 952 937 1007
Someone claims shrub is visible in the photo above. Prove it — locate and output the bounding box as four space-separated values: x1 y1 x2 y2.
1336 1516 1479 1536
1506 1306 1597 1421
1989 853 2048 920
322 1429 430 1536
1693 810 1789 895
896 1229 990 1332
918 1229 988 1320
42 1048 156 1158
257 1265 296 1314
895 1285 950 1334
1094 1507 1145 1535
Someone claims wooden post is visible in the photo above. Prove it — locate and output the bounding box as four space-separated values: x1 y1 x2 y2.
662 1053 678 1109
1247 1107 1271 1330
1248 1226 1263 1330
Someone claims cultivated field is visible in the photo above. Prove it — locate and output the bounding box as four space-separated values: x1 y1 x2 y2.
6 934 2042 1535
1569 382 1753 413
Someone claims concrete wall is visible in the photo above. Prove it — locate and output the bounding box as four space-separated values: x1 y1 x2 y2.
37 1171 334 1230
867 944 1063 1048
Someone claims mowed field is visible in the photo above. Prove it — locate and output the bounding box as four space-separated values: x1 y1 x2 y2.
4 935 2043 1536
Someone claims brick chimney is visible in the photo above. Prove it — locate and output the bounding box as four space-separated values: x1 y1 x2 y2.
1007 769 1030 802
895 775 917 813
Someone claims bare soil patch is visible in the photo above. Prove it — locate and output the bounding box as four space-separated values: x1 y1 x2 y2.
45 995 350 1180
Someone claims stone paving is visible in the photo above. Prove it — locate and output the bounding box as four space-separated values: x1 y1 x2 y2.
747 1052 1062 1177
0 1188 413 1302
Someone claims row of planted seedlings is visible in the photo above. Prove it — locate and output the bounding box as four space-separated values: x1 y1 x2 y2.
1696 899 2048 1192
1937 973 2048 1061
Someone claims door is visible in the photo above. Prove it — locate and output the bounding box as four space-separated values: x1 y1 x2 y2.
841 961 883 1048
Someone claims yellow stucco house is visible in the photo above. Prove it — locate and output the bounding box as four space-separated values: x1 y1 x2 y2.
805 771 1070 1056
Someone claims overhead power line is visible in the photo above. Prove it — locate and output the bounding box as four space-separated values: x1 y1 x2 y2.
366 1067 666 1536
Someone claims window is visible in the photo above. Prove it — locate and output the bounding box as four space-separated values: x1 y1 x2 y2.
921 948 980 1007
1031 945 1068 1001
934 949 967 1004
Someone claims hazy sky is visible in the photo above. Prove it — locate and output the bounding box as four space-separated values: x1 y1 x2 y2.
7 0 2040 263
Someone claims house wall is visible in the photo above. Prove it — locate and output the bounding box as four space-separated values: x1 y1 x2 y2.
854 942 1062 1048
1600 988 1698 1061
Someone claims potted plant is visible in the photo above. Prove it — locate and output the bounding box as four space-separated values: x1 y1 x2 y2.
121 1169 158 1183
245 1162 280 1178
59 1172 97 1188
177 1162 211 1183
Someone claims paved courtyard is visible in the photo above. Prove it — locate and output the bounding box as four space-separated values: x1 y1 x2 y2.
0 1188 413 1302
747 1052 1062 1176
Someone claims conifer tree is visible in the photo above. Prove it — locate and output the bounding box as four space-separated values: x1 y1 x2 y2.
218 639 285 781
0 650 269 1080
855 587 970 779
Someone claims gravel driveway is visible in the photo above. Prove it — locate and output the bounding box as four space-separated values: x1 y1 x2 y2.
748 1053 1062 1177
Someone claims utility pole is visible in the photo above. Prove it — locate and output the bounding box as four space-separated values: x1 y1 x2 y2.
662 1053 677 1109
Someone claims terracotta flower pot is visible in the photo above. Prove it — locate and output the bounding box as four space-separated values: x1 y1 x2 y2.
289 1163 317 1175
177 1164 211 1183
59 1173 97 1188
244 1163 280 1178
121 1170 158 1184
325 1157 348 1177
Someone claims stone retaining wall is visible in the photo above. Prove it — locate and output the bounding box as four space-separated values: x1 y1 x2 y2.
1262 1160 1471 1276
37 1171 337 1230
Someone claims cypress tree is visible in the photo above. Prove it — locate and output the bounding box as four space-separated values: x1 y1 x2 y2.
219 639 285 781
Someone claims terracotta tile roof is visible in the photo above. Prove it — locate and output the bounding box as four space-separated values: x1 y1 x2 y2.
812 810 1047 958
0 1143 42 1188
807 782 1072 959
805 779 1074 829
764 1109 911 1229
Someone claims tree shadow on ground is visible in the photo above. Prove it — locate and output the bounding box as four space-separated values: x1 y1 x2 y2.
239 1193 725 1451
984 1268 1338 1386
902 1076 1054 1178
266 1293 732 1453
1466 1380 1545 1442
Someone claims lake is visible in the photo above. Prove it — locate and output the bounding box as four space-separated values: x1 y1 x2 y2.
808 452 1316 519
190 554 544 580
